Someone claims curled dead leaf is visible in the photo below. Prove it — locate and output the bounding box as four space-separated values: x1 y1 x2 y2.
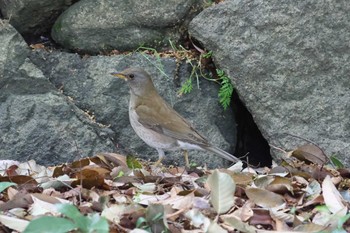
291 144 328 165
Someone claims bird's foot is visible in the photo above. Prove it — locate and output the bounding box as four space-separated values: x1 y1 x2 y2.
154 157 164 167
183 150 190 167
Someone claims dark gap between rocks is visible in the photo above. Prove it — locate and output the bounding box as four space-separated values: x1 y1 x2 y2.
232 91 272 167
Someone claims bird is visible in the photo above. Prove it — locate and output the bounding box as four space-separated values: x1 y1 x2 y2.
111 67 240 167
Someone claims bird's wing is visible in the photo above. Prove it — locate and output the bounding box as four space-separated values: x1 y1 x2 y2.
134 99 209 146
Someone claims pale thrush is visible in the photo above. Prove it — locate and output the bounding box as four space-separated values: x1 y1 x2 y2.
111 67 240 166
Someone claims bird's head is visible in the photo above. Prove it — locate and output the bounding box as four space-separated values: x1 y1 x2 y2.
111 67 156 96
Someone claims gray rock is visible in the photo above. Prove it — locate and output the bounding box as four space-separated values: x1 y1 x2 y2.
189 0 350 163
51 0 204 53
29 51 237 167
0 21 115 165
0 19 29 76
0 0 73 35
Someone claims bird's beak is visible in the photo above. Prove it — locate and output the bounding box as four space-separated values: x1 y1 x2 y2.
111 72 128 80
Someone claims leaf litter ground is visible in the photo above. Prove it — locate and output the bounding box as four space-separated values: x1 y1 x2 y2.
0 144 349 232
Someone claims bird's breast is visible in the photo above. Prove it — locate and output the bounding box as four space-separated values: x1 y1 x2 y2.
128 107 177 150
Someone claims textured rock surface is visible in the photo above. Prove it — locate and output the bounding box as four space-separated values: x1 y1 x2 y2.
0 0 73 35
51 0 203 53
189 0 350 162
0 22 115 165
29 51 237 167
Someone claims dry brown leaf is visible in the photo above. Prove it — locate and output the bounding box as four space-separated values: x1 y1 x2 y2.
30 43 45 49
94 153 128 169
269 208 295 224
70 157 91 168
72 168 106 189
267 176 293 194
249 208 274 226
245 187 285 208
5 165 19 176
274 217 290 231
0 192 33 211
231 172 254 186
254 175 274 189
31 193 66 204
0 160 20 176
160 192 195 210
0 175 37 186
291 144 328 165
222 215 257 233
227 200 254 222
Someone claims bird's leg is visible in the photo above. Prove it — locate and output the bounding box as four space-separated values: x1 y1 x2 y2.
183 150 189 167
154 148 165 166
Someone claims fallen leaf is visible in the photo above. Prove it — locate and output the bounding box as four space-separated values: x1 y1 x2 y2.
291 144 328 165
245 187 285 208
101 204 126 224
207 220 227 233
222 215 257 233
0 214 29 232
322 175 347 215
0 182 17 193
207 169 235 214
93 153 128 169
184 208 210 230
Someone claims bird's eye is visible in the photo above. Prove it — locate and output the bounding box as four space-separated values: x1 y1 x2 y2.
129 74 134 79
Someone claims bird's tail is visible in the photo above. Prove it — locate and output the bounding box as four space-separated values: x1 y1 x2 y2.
204 146 240 163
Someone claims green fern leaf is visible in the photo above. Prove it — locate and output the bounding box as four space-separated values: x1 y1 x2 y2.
217 69 234 110
179 78 193 95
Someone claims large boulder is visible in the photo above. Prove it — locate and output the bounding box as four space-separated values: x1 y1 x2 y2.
189 0 350 163
0 21 115 165
29 51 237 167
0 0 74 36
51 0 204 53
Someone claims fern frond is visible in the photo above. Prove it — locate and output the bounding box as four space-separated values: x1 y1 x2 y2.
178 77 193 95
217 69 234 110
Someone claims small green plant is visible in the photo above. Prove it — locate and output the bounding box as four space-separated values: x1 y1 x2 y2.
136 204 168 232
330 155 344 169
126 155 143 169
171 42 234 110
314 205 350 233
0 182 16 193
189 161 198 168
202 50 213 59
136 213 163 232
24 203 109 233
334 213 350 233
217 69 234 110
178 75 193 95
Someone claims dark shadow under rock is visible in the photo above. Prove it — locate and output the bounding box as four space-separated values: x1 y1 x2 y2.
232 91 272 167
